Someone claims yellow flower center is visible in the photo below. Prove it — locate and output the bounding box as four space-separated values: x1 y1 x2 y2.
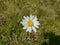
28 20 34 27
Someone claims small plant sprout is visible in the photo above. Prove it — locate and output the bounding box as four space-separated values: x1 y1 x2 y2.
21 14 40 33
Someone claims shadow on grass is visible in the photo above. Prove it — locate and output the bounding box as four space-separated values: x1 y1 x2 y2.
41 31 60 45
49 32 60 45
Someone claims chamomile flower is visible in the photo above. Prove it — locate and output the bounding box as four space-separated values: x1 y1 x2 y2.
21 14 40 33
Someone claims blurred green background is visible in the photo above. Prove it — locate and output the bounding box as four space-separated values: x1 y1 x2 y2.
0 0 60 45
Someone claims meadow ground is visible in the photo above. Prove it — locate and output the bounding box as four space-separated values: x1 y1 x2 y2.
0 0 60 45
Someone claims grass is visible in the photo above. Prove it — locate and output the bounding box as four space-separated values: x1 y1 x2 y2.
0 0 60 45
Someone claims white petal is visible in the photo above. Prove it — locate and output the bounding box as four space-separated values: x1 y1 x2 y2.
34 25 39 28
23 16 27 19
20 21 24 25
33 16 37 21
23 16 28 22
20 17 29 26
32 26 37 32
30 14 34 20
33 21 40 26
26 27 32 33
23 25 28 29
20 21 27 26
36 21 40 25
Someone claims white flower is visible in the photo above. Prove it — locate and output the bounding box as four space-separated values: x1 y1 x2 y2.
21 14 40 33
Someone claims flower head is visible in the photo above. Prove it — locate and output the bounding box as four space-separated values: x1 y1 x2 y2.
21 14 40 33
